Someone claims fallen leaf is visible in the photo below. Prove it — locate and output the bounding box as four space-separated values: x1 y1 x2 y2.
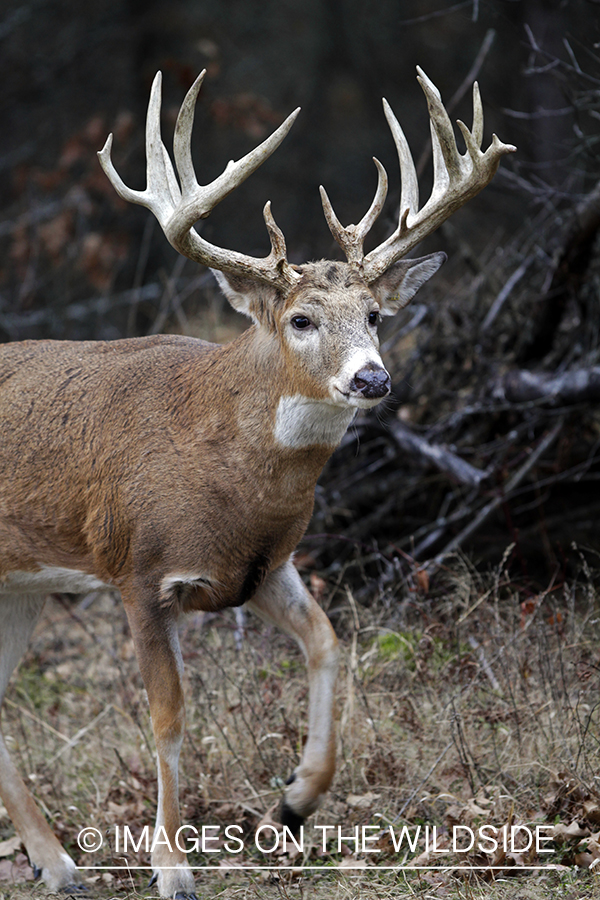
0 853 34 883
339 856 369 868
346 791 380 809
489 844 506 868
551 821 589 842
255 803 285 833
565 820 590 839
412 837 449 867
583 800 600 824
421 870 451 891
0 836 22 859
218 858 247 875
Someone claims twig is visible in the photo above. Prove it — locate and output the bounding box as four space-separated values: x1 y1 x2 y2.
388 419 488 488
150 255 187 335
468 635 500 691
47 704 114 764
3 696 70 743
0 259 212 340
0 283 162 337
392 741 453 823
398 1 471 26
427 417 565 574
127 216 155 336
524 24 600 86
380 304 428 353
500 106 574 120
480 255 535 332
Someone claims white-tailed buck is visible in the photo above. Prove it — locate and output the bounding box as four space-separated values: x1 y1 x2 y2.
0 69 514 896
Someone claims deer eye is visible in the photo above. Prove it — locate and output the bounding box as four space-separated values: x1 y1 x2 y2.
291 315 312 330
368 310 379 326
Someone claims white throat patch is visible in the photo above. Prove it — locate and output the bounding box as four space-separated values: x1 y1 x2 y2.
274 395 356 449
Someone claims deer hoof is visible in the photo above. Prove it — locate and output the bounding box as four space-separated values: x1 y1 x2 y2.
279 799 304 835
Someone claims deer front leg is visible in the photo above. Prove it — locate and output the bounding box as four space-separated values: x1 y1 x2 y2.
247 559 339 829
0 595 82 891
123 594 196 900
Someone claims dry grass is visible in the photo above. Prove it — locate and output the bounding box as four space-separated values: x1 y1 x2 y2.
2 548 600 899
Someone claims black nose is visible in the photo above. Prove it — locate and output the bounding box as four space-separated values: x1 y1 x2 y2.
350 365 391 399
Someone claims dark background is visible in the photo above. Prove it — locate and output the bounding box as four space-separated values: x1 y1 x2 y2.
1 0 598 582
0 0 589 333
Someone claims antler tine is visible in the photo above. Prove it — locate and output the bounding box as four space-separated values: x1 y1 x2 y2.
262 201 289 270
172 70 206 200
320 158 388 267
98 133 131 202
417 67 462 184
146 72 182 217
98 72 180 226
359 159 389 236
99 71 302 291
319 184 345 249
471 81 484 149
169 73 301 240
382 98 419 219
362 68 516 283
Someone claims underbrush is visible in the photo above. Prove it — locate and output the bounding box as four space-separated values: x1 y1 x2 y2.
1 547 600 899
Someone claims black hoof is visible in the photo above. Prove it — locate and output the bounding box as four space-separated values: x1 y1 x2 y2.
32 865 42 881
59 885 89 896
280 799 305 835
147 874 197 899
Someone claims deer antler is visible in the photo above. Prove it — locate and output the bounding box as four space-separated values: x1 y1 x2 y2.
319 159 388 267
320 68 516 282
99 71 301 289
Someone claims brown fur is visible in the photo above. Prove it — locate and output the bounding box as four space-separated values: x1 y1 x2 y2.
0 254 443 898
0 57 509 893
0 330 329 607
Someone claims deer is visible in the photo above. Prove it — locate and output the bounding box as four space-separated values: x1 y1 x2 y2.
0 67 514 897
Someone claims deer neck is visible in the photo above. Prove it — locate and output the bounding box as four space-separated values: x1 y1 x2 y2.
219 326 356 458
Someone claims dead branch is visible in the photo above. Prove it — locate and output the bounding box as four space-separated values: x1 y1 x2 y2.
388 419 489 489
480 255 535 332
426 418 565 574
497 366 600 406
520 179 600 363
0 272 214 340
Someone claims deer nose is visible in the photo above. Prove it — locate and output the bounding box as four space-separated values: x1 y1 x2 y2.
350 365 391 399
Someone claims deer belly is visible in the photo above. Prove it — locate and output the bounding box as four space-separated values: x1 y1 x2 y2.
0 565 110 596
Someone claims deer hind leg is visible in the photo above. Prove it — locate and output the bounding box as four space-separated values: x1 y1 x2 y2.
0 595 81 890
122 593 196 900
247 559 340 829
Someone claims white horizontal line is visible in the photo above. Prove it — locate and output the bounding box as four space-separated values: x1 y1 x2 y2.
77 864 562 871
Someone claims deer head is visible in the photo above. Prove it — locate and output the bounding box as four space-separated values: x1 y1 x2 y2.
99 69 515 423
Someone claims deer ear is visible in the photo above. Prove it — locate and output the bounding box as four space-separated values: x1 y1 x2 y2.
369 252 446 316
211 270 280 325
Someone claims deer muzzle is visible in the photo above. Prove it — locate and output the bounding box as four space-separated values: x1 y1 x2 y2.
350 365 391 400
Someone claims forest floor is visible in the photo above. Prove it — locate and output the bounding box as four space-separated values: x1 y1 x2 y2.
2 548 600 900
